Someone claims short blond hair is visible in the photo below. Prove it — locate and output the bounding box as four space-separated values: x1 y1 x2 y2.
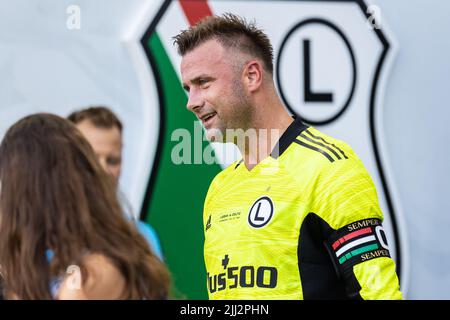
173 13 274 73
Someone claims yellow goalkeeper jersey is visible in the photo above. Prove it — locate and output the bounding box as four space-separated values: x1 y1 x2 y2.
203 118 402 300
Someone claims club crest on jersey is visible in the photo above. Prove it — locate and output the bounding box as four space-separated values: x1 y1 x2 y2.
248 196 274 228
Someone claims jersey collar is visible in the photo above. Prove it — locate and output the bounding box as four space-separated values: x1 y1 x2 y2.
270 117 308 159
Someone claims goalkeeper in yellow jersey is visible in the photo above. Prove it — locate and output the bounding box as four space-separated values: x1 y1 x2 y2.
174 13 402 300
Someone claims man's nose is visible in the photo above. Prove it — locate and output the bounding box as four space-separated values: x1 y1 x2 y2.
186 89 204 113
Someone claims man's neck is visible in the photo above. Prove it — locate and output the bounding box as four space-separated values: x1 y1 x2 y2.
237 105 293 171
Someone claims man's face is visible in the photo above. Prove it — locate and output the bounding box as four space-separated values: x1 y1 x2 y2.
181 39 251 142
75 120 122 183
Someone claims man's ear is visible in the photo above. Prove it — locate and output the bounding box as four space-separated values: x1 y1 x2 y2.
243 60 263 93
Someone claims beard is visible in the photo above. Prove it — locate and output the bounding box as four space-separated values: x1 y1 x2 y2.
205 126 225 142
209 80 253 143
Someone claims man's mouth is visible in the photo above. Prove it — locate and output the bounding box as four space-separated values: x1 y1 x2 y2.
200 112 217 128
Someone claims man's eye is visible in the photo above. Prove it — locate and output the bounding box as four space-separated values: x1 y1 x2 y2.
199 79 209 87
107 157 121 166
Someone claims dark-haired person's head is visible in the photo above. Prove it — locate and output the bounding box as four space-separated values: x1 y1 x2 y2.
68 106 122 184
174 13 276 142
0 113 170 299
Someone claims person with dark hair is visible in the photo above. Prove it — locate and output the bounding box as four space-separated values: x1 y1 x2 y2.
174 13 402 300
0 113 170 299
68 106 164 260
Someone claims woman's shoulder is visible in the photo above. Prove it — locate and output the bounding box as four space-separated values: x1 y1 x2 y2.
57 253 126 300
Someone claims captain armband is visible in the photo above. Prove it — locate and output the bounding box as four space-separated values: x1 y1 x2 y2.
324 218 392 278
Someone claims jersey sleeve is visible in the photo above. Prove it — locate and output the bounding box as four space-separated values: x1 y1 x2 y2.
311 156 403 300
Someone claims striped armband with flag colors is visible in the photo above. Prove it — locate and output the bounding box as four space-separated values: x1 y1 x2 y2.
325 218 391 278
